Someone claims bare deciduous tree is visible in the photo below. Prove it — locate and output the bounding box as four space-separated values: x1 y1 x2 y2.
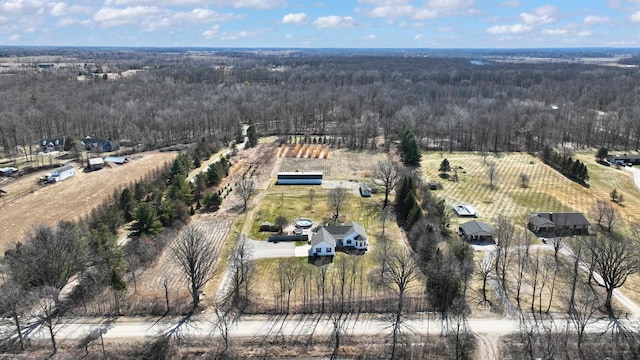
373 248 421 360
328 186 348 221
235 179 255 213
226 235 254 309
520 173 530 188
374 159 400 208
588 234 639 315
35 286 63 355
478 252 494 304
0 282 31 351
308 189 316 210
593 199 618 232
487 161 498 190
276 258 302 313
494 214 514 291
171 228 218 310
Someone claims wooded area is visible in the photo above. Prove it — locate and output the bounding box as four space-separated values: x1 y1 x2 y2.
2 48 640 359
1 49 640 159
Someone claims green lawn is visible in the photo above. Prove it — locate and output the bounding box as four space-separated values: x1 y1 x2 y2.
419 151 629 231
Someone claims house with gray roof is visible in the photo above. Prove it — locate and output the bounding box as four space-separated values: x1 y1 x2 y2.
528 212 590 235
459 220 495 243
309 221 368 257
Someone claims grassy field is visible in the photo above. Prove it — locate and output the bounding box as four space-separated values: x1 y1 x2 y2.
419 151 640 232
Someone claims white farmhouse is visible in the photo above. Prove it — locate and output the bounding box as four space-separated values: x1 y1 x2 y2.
309 221 368 257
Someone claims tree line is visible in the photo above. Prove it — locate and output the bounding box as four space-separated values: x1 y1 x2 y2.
3 51 640 162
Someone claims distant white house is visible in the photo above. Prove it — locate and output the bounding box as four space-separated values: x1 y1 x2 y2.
309 221 368 257
48 164 75 183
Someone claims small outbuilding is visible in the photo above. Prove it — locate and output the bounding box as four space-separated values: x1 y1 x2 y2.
459 220 495 243
452 204 478 217
48 164 75 183
88 157 105 170
105 156 127 165
359 182 372 197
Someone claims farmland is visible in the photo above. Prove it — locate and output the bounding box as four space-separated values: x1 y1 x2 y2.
0 151 177 255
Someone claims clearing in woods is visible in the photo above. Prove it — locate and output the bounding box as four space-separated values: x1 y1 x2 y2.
0 151 177 255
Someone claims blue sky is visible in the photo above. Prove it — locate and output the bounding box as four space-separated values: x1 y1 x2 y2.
1 0 639 48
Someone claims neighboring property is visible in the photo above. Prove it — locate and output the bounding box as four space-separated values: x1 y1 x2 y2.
528 212 590 235
359 182 372 197
452 203 478 217
459 220 495 243
40 138 66 152
47 164 75 183
276 171 323 185
309 221 368 257
82 137 120 153
606 154 640 165
88 157 105 170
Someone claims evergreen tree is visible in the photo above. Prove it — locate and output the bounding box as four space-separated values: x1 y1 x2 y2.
247 122 258 148
439 158 451 173
119 188 135 222
129 203 162 237
399 126 421 167
596 147 608 159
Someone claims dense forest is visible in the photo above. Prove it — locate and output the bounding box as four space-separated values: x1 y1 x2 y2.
1 49 640 156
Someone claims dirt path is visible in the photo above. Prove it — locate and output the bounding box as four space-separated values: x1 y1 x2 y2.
474 332 500 360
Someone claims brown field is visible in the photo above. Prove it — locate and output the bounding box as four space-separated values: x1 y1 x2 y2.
0 151 177 255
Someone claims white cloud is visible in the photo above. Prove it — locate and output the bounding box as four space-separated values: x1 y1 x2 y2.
231 0 285 9
368 5 414 18
8 34 21 42
426 0 474 11
173 9 236 23
631 11 640 22
202 24 220 38
364 34 377 40
281 13 310 25
413 8 439 19
94 6 236 30
576 30 593 37
501 0 520 7
486 23 531 34
0 0 45 16
542 28 567 35
93 6 160 27
437 26 452 32
314 15 356 29
105 0 284 9
520 5 557 25
219 30 259 40
361 0 472 20
284 33 293 38
414 33 425 40
51 2 67 17
583 15 611 25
